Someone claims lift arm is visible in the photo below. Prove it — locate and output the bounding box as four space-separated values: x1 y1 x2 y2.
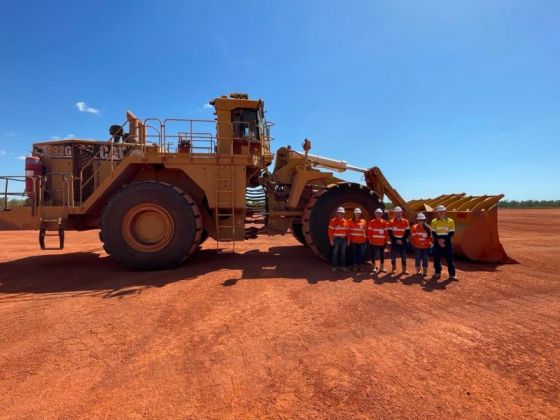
364 167 411 216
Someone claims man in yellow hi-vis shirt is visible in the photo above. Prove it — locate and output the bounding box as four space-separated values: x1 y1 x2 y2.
431 205 457 280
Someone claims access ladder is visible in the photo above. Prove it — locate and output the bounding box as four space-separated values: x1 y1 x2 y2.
214 165 236 253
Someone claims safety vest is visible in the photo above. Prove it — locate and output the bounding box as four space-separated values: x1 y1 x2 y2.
348 219 367 244
431 217 455 237
328 217 349 240
410 224 432 249
367 219 388 245
388 218 410 238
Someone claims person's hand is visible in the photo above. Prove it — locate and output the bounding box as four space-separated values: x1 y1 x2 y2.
438 239 445 247
329 239 334 247
397 239 403 245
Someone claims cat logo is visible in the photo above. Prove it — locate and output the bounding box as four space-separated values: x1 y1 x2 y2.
99 145 125 161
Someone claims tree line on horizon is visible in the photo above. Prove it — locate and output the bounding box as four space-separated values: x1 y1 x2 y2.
498 199 560 208
383 200 560 209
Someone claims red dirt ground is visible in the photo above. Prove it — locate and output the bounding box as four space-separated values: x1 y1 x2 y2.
0 209 559 419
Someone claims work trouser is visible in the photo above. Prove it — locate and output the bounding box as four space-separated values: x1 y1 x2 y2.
350 242 367 266
433 242 456 276
391 241 407 268
331 237 347 268
414 247 429 269
371 244 385 265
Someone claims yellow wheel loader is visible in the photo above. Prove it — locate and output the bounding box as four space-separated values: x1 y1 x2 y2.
0 93 508 269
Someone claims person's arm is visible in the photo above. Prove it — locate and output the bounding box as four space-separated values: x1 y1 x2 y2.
328 222 334 244
424 223 433 246
448 219 455 240
387 223 396 241
403 221 410 240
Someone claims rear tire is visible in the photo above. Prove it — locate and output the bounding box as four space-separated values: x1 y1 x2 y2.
199 229 209 245
302 183 382 261
100 181 202 270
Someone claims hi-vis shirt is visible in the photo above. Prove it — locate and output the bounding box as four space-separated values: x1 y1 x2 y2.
388 218 410 239
367 219 389 246
328 217 349 240
348 219 367 244
410 224 433 249
431 217 455 238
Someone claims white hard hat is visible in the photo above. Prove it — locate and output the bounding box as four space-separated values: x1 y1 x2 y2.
394 206 403 212
336 207 345 213
354 208 362 214
416 213 426 220
374 208 383 214
435 205 447 212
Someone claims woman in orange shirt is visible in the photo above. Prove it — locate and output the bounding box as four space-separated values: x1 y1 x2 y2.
410 213 433 276
348 208 368 271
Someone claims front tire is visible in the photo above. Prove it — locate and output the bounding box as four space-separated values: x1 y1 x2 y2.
100 181 202 270
290 222 308 246
302 183 382 261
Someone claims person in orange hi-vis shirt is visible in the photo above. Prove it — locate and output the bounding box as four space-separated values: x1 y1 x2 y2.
367 208 389 273
388 206 411 275
348 208 368 271
328 207 350 272
410 213 432 276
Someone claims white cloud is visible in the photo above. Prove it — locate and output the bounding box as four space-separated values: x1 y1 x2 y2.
0 149 6 155
50 134 76 140
76 101 100 115
198 103 214 112
16 155 26 160
2 130 17 136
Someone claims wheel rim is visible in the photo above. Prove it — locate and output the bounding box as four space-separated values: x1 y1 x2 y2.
122 204 174 252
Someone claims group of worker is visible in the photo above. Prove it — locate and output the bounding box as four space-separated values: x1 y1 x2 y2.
328 205 457 280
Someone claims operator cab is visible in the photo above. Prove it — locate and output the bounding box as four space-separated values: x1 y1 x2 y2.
211 93 271 159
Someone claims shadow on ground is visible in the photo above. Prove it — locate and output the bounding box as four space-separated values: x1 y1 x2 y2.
0 245 335 298
0 244 499 298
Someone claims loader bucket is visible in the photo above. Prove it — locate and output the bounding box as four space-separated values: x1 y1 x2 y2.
407 194 510 263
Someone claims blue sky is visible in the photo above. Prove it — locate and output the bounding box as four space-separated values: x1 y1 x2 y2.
1 0 558 200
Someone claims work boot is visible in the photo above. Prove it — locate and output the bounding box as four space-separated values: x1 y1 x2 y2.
380 264 387 273
341 267 348 272
391 264 397 274
449 275 458 280
353 264 358 272
422 268 428 276
416 267 421 275
331 267 337 273
371 266 379 274
433 273 441 279
402 265 409 275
